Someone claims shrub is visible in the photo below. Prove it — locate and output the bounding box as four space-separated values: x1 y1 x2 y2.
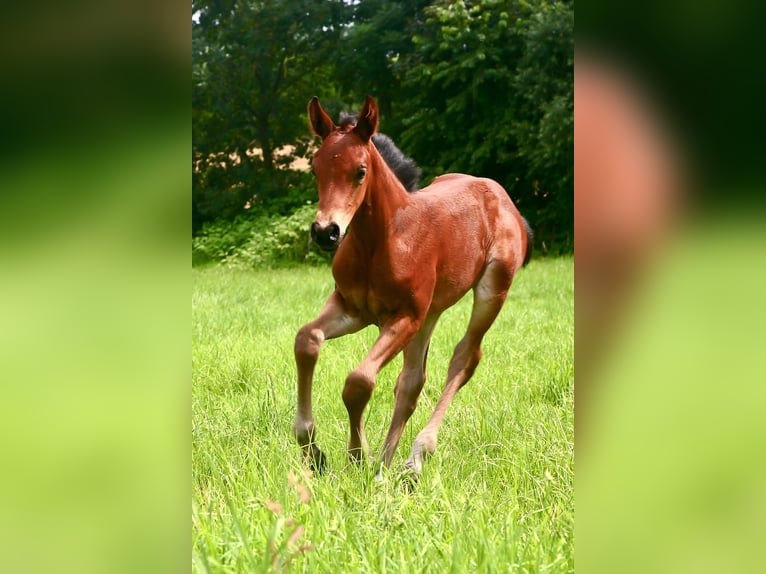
191 216 258 265
192 203 333 268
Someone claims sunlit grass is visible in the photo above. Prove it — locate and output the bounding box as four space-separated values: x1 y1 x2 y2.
192 257 573 573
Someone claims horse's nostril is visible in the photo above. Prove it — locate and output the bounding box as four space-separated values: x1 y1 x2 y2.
310 221 341 250
328 223 340 242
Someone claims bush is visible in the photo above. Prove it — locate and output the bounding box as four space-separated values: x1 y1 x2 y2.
192 203 333 268
191 217 258 264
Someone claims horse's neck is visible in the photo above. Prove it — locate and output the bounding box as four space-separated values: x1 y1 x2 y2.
350 152 410 250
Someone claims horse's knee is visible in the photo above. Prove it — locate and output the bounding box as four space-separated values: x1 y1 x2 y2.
295 325 323 363
342 369 375 410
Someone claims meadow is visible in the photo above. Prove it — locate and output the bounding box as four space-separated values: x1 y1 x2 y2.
192 257 573 573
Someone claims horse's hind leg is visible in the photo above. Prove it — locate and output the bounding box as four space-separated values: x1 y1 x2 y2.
404 262 513 476
294 291 364 473
376 313 440 478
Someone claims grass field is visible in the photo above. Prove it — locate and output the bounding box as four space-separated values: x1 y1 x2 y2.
192 257 573 573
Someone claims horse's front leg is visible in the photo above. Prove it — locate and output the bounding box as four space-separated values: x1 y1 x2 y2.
294 291 364 473
343 314 421 462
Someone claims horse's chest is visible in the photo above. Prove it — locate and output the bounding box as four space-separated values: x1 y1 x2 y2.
338 280 390 324
334 248 419 323
335 264 410 324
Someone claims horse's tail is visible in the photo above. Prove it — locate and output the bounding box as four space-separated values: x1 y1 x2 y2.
522 216 533 267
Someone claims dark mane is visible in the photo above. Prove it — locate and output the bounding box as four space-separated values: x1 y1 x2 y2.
339 112 421 193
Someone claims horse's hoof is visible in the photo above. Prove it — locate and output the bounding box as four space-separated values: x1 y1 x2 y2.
347 448 371 467
398 465 420 491
308 449 327 475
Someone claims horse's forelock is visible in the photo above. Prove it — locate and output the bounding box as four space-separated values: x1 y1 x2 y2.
338 112 357 130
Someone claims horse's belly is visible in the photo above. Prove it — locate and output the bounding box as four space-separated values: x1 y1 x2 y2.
429 272 476 314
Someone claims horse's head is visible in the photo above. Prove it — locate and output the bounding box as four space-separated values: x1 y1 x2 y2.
307 95 379 250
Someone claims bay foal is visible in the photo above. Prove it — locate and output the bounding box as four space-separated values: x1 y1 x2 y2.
293 96 531 479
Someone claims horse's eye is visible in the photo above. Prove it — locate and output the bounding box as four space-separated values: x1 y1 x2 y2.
356 167 367 180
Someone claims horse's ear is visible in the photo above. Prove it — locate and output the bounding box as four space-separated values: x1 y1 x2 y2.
353 95 379 143
308 96 336 140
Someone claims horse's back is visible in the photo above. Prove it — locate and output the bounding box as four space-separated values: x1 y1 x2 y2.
426 173 470 187
420 173 527 272
421 173 511 210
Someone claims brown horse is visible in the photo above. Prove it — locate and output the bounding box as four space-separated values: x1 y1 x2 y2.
293 96 532 479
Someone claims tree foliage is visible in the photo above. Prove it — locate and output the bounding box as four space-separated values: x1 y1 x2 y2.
192 0 573 253
192 0 345 231
396 0 573 250
334 0 430 136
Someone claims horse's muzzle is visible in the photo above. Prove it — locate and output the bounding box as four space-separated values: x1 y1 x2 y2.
310 221 341 251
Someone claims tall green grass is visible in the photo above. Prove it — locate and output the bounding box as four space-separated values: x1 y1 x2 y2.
192 257 573 573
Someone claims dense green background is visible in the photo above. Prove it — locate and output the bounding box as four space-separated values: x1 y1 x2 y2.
192 0 573 254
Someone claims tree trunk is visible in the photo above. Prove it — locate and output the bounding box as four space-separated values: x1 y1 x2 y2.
256 113 274 171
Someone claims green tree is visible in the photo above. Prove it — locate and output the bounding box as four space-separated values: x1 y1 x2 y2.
192 0 345 231
335 0 429 136
512 1 573 249
397 0 573 251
